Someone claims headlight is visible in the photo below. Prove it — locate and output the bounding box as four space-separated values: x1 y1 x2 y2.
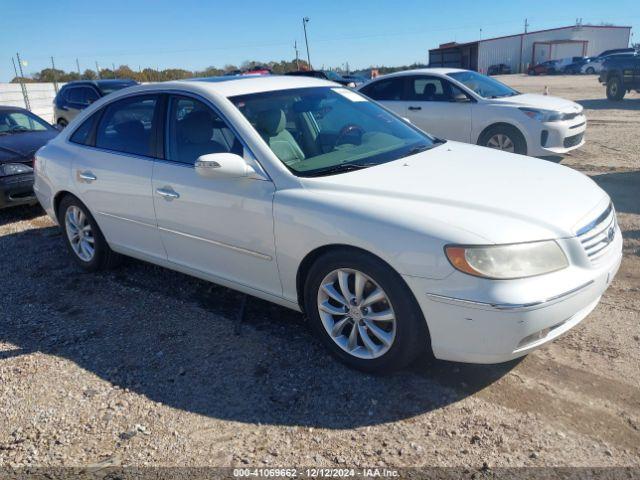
0 163 33 177
519 108 564 122
445 241 568 279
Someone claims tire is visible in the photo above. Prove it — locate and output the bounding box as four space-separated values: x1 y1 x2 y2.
58 195 121 272
606 76 625 101
478 124 527 155
586 67 595 75
303 249 430 373
57 118 68 128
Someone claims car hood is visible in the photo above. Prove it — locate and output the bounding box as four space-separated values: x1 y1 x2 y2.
488 93 583 113
0 129 58 163
301 142 608 244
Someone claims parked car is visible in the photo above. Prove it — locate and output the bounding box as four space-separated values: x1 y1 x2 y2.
564 57 592 74
599 54 640 100
285 70 355 87
54 79 138 128
597 48 635 58
581 53 636 74
487 64 512 75
358 68 586 157
34 76 621 372
527 60 560 75
0 106 58 209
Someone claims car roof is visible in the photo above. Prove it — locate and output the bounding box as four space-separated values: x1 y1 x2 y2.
62 79 136 88
140 75 337 98
370 68 467 80
0 105 29 112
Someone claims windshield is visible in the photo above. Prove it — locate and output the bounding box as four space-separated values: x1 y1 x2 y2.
0 110 50 135
231 87 437 176
324 71 343 81
447 71 519 98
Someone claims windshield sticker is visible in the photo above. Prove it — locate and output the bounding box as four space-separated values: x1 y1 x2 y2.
331 88 368 102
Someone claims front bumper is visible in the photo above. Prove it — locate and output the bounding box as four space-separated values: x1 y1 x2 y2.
0 173 37 209
527 115 587 157
403 228 622 364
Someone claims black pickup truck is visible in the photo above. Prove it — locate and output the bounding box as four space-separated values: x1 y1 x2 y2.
599 54 640 100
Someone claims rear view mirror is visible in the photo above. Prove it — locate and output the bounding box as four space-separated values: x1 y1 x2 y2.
195 153 255 179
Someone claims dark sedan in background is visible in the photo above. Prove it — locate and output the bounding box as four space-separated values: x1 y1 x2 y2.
0 107 58 209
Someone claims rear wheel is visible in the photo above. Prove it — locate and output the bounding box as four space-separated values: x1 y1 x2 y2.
58 195 121 271
586 67 595 75
303 249 429 373
479 125 527 155
606 76 625 101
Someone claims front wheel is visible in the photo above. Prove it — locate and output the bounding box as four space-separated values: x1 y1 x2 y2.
303 250 429 373
478 125 527 155
606 77 625 101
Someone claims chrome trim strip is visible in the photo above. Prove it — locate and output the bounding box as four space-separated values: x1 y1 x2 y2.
158 226 272 261
425 280 595 311
97 211 157 229
576 203 613 236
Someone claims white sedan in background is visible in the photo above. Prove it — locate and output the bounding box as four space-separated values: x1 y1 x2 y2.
359 68 586 157
34 76 620 372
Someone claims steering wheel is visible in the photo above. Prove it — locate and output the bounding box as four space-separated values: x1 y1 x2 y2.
335 124 364 147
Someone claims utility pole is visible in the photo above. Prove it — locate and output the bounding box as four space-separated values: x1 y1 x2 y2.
302 17 312 69
112 63 116 78
76 58 81 77
524 18 529 34
95 61 101 79
294 40 300 70
479 28 482 40
12 57 30 111
15 52 31 111
51 56 59 93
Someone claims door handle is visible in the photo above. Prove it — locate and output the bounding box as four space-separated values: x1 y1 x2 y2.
156 187 180 200
77 171 97 182
408 106 422 111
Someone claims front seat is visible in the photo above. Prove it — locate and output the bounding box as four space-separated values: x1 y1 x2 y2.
177 110 227 164
256 109 305 165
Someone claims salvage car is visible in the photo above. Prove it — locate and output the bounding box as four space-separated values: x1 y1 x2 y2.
0 106 58 209
54 79 138 128
599 54 640 100
34 76 621 372
527 60 559 75
358 68 586 156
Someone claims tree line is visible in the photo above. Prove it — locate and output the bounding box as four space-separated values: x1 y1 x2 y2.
10 58 428 83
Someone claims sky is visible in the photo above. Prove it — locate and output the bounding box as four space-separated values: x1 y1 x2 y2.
2 0 639 81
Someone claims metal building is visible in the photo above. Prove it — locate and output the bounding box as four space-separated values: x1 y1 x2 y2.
429 24 632 74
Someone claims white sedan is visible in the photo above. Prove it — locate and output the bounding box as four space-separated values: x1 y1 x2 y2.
358 68 586 157
34 76 621 372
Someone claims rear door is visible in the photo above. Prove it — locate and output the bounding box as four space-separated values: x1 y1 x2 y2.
358 77 407 117
402 75 473 141
70 93 165 260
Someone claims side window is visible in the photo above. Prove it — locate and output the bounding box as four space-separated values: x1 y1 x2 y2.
66 88 84 104
69 111 100 146
165 95 241 165
360 78 405 101
95 95 158 157
84 88 99 104
408 76 449 102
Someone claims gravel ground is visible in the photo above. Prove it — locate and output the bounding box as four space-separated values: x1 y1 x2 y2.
0 74 638 470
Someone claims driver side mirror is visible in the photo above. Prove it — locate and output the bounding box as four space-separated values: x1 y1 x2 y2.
451 92 470 103
195 153 255 179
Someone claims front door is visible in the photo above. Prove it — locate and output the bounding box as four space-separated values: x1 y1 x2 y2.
152 94 281 296
403 75 473 142
71 94 165 260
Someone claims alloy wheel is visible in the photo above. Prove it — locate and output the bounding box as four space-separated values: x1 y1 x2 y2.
65 205 95 262
486 133 515 152
317 268 396 359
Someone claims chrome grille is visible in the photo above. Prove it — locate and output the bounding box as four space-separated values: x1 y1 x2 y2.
577 203 616 263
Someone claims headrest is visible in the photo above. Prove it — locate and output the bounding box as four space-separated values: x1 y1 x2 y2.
423 83 437 96
181 110 214 144
256 109 286 136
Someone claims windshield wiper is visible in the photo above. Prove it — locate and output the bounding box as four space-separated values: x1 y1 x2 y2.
303 162 376 177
